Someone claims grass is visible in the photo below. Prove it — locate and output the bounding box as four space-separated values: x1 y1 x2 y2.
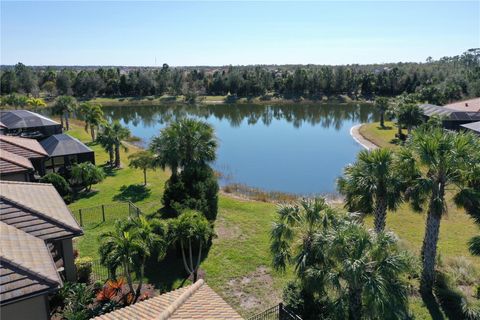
67 118 479 317
359 121 399 149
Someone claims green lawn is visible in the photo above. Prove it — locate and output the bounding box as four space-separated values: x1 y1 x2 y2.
67 119 479 318
359 121 399 149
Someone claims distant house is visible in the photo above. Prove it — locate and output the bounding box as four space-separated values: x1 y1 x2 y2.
0 181 83 320
40 134 95 174
93 279 243 320
418 98 480 130
0 135 49 179
0 110 62 139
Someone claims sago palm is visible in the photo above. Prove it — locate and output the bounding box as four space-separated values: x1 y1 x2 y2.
403 127 480 294
337 148 408 233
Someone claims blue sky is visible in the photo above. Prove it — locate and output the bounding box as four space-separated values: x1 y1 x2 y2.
1 1 479 66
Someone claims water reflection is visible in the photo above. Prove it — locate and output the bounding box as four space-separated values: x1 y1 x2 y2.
102 103 378 195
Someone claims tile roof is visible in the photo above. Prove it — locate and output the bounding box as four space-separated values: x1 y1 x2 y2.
0 135 48 158
0 150 34 174
40 134 93 157
93 279 243 320
0 181 82 239
444 98 480 112
0 110 60 129
0 221 61 304
418 104 480 121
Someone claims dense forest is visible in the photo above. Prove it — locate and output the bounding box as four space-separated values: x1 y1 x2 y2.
1 49 479 105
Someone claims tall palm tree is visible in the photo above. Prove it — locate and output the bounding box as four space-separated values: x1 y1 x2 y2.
403 128 480 295
337 148 407 233
79 102 105 141
53 95 77 130
97 124 115 166
375 97 389 128
169 210 214 282
111 122 131 168
149 118 217 179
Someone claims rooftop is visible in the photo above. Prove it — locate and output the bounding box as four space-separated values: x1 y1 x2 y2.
444 97 480 112
0 110 60 129
94 279 243 320
0 221 62 304
461 121 480 133
0 135 48 159
0 181 83 240
418 103 480 122
40 133 93 157
0 149 34 174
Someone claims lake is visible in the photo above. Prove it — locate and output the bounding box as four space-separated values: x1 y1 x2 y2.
102 103 379 195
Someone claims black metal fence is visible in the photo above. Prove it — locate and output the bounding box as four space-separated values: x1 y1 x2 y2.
249 303 302 320
89 259 132 282
70 201 142 228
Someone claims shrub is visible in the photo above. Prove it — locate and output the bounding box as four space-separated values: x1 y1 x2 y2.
443 256 479 286
71 162 105 192
75 257 93 283
40 173 71 199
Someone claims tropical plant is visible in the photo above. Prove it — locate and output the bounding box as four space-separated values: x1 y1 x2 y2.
271 198 411 320
26 97 47 110
97 124 115 166
79 102 105 141
71 162 105 192
169 210 214 282
59 282 95 320
53 95 77 130
111 122 131 168
402 128 480 295
337 148 415 233
397 103 424 135
150 118 218 219
128 151 156 185
39 172 71 198
99 217 167 303
375 97 389 128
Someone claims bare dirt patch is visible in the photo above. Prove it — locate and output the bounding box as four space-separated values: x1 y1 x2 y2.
214 216 244 241
224 266 281 316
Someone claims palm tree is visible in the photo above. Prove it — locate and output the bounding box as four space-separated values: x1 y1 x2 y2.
375 97 389 128
270 198 410 319
26 97 47 111
53 95 77 130
111 122 131 168
149 118 217 179
337 148 407 233
398 103 423 135
97 124 115 166
128 151 156 185
169 210 214 282
403 128 480 295
79 102 105 141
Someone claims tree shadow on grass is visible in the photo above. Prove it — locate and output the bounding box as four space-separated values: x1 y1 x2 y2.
100 164 118 177
113 184 151 202
74 189 99 201
376 126 393 130
420 290 445 320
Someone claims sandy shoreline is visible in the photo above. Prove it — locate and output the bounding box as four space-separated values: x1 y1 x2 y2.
350 124 379 150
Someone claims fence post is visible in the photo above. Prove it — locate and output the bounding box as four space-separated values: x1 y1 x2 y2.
79 209 83 227
101 204 105 222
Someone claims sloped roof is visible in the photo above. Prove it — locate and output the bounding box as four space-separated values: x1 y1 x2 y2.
40 134 93 157
0 150 34 174
0 110 60 129
0 135 48 159
418 104 454 117
0 181 82 238
0 221 62 304
418 104 480 121
461 121 480 133
94 279 243 320
444 97 480 112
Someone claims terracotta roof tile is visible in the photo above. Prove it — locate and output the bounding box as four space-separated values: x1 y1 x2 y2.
0 135 48 158
0 149 33 174
0 181 82 236
93 280 243 320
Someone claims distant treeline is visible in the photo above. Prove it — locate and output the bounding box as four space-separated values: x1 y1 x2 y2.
1 49 479 105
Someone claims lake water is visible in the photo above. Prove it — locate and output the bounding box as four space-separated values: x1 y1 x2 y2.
102 103 378 195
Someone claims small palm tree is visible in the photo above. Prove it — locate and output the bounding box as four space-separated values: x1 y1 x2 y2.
398 103 424 135
26 97 47 111
169 210 214 282
53 95 77 130
97 124 115 166
79 102 105 141
375 97 389 128
337 148 409 233
403 128 480 295
128 151 156 185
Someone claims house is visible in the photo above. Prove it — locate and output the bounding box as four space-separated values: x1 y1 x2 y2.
0 110 62 139
461 121 480 136
93 279 243 320
0 181 83 320
418 98 480 130
40 134 95 175
0 135 49 179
